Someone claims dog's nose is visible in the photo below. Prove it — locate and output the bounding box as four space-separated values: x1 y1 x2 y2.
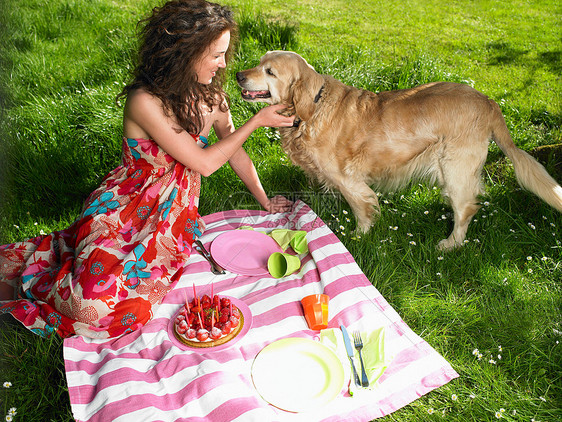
236 72 246 83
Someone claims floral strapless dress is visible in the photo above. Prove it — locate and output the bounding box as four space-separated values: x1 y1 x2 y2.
0 135 207 338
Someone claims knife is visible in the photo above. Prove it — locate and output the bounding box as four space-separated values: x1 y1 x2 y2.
340 324 361 387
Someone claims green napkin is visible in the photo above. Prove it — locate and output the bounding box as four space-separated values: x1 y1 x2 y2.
269 229 309 254
320 327 390 393
238 227 309 254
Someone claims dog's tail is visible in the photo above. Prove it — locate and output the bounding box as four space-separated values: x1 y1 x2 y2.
490 100 562 212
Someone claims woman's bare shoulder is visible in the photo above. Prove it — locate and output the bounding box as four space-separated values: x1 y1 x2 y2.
123 88 171 139
125 88 163 112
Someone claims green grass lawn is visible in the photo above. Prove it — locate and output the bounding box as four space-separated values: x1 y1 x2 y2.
1 0 561 421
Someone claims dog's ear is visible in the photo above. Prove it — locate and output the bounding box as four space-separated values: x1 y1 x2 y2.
290 80 316 121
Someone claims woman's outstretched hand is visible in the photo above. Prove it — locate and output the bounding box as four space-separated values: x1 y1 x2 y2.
264 195 293 213
253 104 296 128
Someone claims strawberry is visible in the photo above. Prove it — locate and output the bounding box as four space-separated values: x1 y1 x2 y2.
186 328 196 339
221 320 232 334
219 312 229 323
201 294 211 304
177 319 188 334
230 316 239 327
220 298 230 308
196 329 209 341
210 326 222 340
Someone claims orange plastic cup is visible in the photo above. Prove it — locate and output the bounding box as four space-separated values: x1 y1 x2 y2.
301 294 329 330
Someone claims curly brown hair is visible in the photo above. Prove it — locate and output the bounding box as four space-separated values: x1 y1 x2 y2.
119 0 238 135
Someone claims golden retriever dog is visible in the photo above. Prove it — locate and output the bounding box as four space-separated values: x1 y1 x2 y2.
236 51 562 250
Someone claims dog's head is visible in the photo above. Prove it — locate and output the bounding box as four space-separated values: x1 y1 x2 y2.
236 51 324 120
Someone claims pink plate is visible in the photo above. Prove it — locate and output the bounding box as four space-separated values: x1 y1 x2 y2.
167 296 252 352
210 230 282 276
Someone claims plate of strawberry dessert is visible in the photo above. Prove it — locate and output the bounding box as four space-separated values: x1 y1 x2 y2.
168 293 252 351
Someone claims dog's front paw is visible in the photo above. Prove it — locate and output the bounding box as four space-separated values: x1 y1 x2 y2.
436 237 461 251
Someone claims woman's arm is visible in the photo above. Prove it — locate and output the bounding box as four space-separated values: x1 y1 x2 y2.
123 89 294 177
214 102 293 213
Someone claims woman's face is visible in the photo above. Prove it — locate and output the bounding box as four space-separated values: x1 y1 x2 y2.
194 31 230 85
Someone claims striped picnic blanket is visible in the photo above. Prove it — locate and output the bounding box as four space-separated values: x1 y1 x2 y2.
63 201 458 421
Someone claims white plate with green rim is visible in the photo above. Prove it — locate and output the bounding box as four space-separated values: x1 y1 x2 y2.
251 337 345 413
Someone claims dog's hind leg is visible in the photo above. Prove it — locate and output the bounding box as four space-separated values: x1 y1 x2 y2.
336 180 380 233
437 142 487 251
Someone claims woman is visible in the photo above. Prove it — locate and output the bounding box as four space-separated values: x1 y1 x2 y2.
0 0 295 338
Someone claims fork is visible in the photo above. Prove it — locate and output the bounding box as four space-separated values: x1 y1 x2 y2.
193 240 225 275
353 331 369 387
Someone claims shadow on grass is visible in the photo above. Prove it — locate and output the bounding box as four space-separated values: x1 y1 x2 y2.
486 41 561 74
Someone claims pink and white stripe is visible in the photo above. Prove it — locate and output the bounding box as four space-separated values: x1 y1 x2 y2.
64 201 458 421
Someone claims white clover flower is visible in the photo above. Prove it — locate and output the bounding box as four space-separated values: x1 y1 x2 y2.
342 210 348 215
500 408 505 413
436 272 442 277
451 394 458 401
498 354 502 360
438 256 444 260
424 210 429 215
495 411 502 418
484 201 490 206
527 256 533 261
3 382 12 388
40 229 47 235
489 359 497 364
34 222 38 226
427 408 434 414
469 393 476 399
528 223 536 230
541 256 548 261
464 240 470 244
441 215 447 220
339 225 345 230
472 348 479 356
13 225 19 229
8 408 16 416
410 241 416 246
407 232 413 237
6 415 13 422
528 269 533 274
498 346 502 352
550 222 556 227
478 353 483 360
509 229 515 233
